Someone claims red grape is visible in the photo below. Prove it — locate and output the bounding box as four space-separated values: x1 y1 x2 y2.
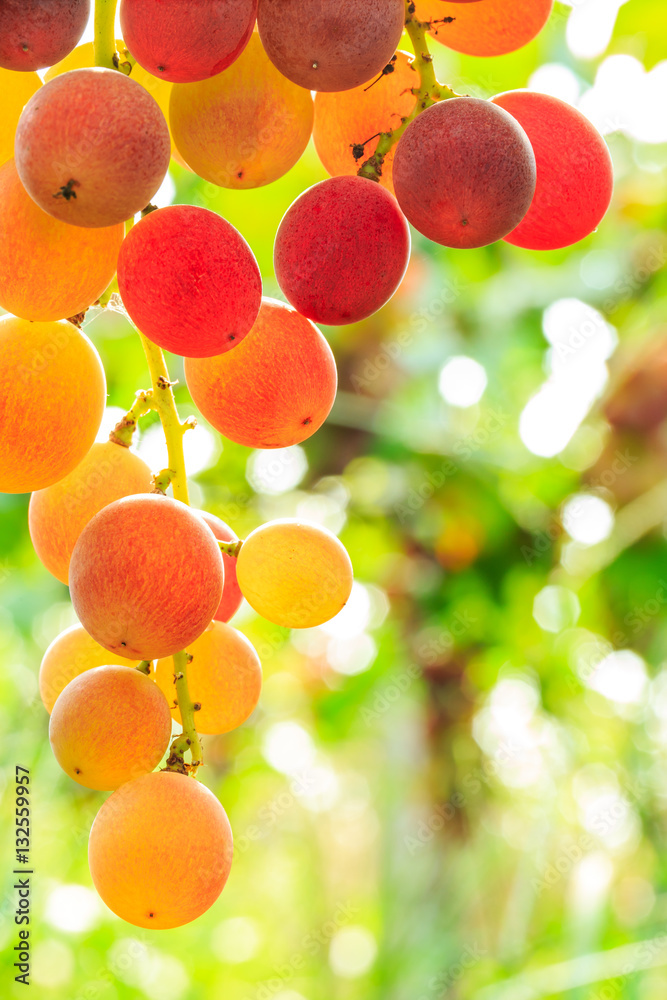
274 176 410 325
0 0 89 72
117 205 262 357
257 0 405 92
492 90 614 251
392 98 536 249
120 0 257 83
198 513 244 623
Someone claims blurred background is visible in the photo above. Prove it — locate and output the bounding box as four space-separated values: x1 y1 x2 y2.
2 1 667 997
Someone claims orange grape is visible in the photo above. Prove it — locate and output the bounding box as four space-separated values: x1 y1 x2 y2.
415 0 553 57
184 298 337 448
29 441 153 585
49 665 172 790
155 620 262 734
0 67 41 167
69 494 224 660
15 68 170 228
0 316 105 494
169 33 313 189
39 624 139 714
88 771 233 928
313 51 416 193
0 159 124 322
236 519 353 628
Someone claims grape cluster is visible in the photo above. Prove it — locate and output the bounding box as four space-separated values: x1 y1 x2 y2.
0 0 613 930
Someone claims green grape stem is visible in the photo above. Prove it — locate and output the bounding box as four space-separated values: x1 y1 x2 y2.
137 336 193 506
165 651 204 773
93 0 119 70
131 337 204 772
109 390 154 447
218 539 243 559
357 1 460 183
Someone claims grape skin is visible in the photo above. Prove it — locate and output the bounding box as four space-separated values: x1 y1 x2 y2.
392 98 537 249
88 771 234 929
0 316 105 494
39 624 139 715
49 665 172 790
274 176 411 325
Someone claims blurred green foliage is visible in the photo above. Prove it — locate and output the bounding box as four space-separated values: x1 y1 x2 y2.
2 3 667 999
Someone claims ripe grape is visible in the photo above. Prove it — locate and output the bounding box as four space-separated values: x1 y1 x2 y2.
274 176 410 325
185 298 337 448
257 0 405 92
29 441 153 585
0 159 124 322
198 512 243 623
70 495 224 660
45 41 175 153
415 0 553 57
0 68 40 167
313 51 416 194
155 621 262 734
169 33 314 190
39 624 139 714
120 0 257 83
89 771 233 929
117 205 262 358
236 519 353 628
0 0 89 72
0 316 105 494
15 68 170 228
392 98 536 249
49 665 172 790
492 91 614 251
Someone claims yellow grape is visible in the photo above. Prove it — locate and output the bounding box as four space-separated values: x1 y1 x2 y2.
89 771 233 928
155 620 262 735
0 67 41 167
0 316 106 494
169 33 313 189
49 665 172 790
236 519 353 628
39 623 139 714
